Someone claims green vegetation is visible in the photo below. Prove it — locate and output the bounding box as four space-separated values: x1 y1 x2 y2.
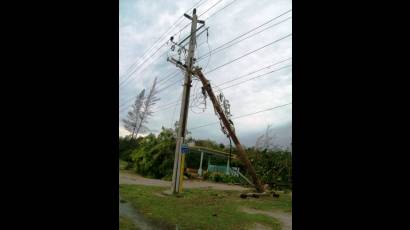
119 127 292 190
203 172 243 184
119 137 140 162
119 127 177 179
247 149 292 190
120 184 292 230
119 159 128 170
119 215 139 230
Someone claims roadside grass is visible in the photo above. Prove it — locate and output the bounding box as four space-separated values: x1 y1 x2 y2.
120 184 292 230
238 192 292 213
119 215 139 230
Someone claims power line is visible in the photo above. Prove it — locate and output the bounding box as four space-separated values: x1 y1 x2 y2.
171 0 223 40
203 0 240 21
120 0 206 75
127 62 292 114
156 99 181 110
218 64 292 91
119 77 183 112
197 14 292 61
169 94 182 128
119 70 183 111
119 0 243 95
119 95 135 108
204 33 292 75
149 62 292 114
152 0 206 49
188 102 292 130
119 0 210 88
215 57 292 87
157 70 180 85
148 57 292 113
119 42 168 87
199 0 224 17
127 65 292 114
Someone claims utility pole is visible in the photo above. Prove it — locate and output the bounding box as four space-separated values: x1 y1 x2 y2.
169 8 204 194
192 67 265 193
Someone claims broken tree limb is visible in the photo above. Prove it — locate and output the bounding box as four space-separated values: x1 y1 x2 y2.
240 192 280 199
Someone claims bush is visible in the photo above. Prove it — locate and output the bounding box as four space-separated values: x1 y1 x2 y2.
221 174 242 184
128 128 176 179
213 173 223 182
248 149 292 189
119 136 140 161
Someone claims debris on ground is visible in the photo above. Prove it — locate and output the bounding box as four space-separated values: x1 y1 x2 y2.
240 191 280 199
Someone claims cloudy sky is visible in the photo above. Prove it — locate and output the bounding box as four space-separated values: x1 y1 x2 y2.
119 0 292 148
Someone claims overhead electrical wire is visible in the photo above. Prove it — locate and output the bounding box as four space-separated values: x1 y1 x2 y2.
197 15 292 61
215 57 292 87
119 0 210 87
204 33 292 75
148 61 292 114
188 102 292 130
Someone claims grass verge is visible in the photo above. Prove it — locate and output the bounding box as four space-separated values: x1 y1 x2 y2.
119 184 291 230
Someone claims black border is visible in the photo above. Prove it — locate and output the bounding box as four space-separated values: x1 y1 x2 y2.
3 0 404 228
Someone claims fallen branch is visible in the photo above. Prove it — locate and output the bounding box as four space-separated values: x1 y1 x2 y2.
240 191 279 199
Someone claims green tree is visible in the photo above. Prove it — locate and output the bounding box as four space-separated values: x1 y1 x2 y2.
129 127 176 179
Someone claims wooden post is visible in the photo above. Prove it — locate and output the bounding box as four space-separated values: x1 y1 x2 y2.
192 68 264 192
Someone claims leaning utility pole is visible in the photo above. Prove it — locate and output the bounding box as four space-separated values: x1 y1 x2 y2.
169 8 205 194
193 67 265 193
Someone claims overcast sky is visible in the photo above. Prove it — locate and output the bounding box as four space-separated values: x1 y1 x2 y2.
119 0 292 148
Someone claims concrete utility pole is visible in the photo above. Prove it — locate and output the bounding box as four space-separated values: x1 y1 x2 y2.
169 8 204 194
192 68 265 193
198 151 204 176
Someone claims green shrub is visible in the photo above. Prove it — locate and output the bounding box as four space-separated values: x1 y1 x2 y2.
213 173 223 182
221 174 242 184
128 128 176 179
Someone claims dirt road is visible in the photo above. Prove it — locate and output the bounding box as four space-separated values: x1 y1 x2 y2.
119 171 249 191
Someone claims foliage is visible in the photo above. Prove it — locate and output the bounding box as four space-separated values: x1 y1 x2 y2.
222 174 243 184
119 136 140 161
194 139 225 151
246 148 292 189
119 124 292 189
128 127 176 179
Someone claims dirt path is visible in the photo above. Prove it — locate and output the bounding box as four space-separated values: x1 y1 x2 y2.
241 207 292 230
120 171 249 191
